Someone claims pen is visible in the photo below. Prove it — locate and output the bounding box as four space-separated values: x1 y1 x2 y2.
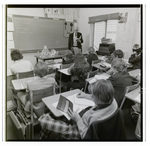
78 88 83 95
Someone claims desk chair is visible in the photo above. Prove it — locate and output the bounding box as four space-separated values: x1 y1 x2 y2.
58 63 73 93
84 69 99 92
15 70 34 79
29 85 55 139
135 114 141 140
83 108 126 140
12 71 35 107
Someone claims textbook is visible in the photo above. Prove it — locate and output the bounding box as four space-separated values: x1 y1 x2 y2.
57 95 73 113
53 94 92 120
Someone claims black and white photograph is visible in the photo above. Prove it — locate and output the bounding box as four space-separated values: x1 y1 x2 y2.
1 1 148 145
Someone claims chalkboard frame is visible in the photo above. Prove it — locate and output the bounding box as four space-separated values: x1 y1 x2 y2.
12 14 69 54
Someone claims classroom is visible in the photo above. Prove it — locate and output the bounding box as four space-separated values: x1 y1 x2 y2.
6 5 142 141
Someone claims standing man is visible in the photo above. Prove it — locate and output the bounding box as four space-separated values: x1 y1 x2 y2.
68 24 83 54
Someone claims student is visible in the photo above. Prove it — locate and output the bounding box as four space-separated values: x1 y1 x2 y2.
9 49 33 75
107 58 134 107
17 62 56 117
66 54 90 90
105 43 116 63
129 44 141 69
62 50 74 64
55 50 73 84
106 49 124 75
38 80 118 140
86 47 98 66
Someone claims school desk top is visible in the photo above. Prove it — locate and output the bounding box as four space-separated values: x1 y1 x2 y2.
11 77 35 90
125 86 141 104
35 54 65 62
42 89 81 117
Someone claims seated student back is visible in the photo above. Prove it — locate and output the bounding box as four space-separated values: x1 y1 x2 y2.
9 49 33 75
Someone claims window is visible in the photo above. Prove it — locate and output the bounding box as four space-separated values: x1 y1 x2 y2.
93 20 118 50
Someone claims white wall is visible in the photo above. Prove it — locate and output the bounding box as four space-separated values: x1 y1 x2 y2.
7 8 141 75
78 8 141 59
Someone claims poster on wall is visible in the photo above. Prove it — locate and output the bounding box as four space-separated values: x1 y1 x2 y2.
64 21 74 37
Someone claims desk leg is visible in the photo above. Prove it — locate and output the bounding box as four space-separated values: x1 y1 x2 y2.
36 57 38 62
59 72 62 93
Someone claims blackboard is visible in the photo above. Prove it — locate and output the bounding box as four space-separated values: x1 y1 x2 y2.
13 15 68 51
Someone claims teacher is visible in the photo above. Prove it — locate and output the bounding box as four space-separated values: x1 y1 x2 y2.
68 24 83 54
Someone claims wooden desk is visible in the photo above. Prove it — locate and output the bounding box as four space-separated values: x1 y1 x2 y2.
128 69 141 78
11 77 35 91
42 89 81 117
35 54 65 62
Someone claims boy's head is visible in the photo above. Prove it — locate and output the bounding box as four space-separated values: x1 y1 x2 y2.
133 44 139 49
34 62 48 78
11 49 23 61
111 58 127 73
65 50 73 60
88 80 114 105
88 47 95 54
113 49 124 58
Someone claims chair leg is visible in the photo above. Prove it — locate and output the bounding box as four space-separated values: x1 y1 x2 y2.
84 82 88 93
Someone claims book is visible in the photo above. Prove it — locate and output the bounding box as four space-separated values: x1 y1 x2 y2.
57 95 73 113
53 94 91 120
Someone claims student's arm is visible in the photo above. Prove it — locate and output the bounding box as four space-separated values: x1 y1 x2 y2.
68 108 89 138
129 55 141 64
77 92 92 100
67 63 75 74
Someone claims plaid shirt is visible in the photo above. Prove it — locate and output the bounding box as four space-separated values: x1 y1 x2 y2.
38 113 81 140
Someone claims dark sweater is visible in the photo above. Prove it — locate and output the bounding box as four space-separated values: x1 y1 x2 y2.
129 54 141 69
86 53 98 66
108 72 133 107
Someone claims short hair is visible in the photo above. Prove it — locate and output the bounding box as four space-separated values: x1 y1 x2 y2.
88 47 95 54
11 49 23 61
113 49 124 58
133 44 139 49
111 58 127 72
34 62 48 78
88 80 114 104
65 50 73 60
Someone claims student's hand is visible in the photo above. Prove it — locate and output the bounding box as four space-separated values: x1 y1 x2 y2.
76 92 86 98
68 108 81 122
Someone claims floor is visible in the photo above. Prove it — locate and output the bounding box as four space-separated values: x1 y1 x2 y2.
5 109 141 141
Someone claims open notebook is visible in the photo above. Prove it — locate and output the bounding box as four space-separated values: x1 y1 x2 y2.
53 93 95 120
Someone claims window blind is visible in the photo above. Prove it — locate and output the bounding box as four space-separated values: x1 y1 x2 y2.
106 20 118 43
93 21 106 50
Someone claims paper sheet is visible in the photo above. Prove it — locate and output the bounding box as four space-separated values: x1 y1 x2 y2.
59 68 70 75
135 94 141 103
100 61 111 68
89 74 110 84
74 94 95 106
